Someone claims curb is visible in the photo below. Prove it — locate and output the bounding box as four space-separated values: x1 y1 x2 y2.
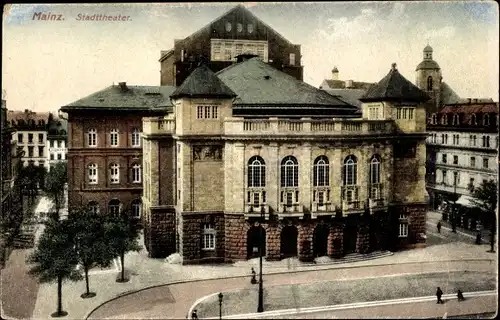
84 258 495 319
200 290 498 319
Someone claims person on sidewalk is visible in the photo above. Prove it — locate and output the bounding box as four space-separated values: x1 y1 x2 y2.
436 287 444 304
437 221 442 233
457 289 465 301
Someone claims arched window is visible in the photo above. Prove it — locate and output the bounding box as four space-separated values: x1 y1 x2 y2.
88 201 99 214
343 155 357 185
453 113 459 125
132 163 141 183
441 114 448 125
131 128 141 147
483 114 490 126
431 113 437 125
313 156 329 187
88 163 98 184
109 163 119 184
131 199 141 219
280 156 298 187
110 128 119 147
471 114 477 125
369 155 381 184
108 199 121 215
88 128 97 147
248 156 265 187
427 76 433 91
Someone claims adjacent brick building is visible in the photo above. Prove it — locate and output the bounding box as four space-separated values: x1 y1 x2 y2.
60 83 175 218
159 4 303 87
142 59 429 264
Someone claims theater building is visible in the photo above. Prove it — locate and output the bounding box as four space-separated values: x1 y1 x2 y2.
142 58 429 263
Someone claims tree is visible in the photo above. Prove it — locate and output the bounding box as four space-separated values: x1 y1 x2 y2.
27 218 82 317
470 179 497 252
44 162 67 220
68 206 115 298
104 212 142 283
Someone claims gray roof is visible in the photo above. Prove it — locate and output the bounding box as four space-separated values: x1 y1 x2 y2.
322 88 367 109
61 85 176 112
424 45 433 52
440 82 461 105
360 63 430 103
170 64 237 99
216 58 357 111
416 59 440 71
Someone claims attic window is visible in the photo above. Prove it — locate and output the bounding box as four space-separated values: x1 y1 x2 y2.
431 113 437 124
452 113 459 125
98 97 105 102
264 75 271 80
483 114 490 126
470 114 477 125
441 114 448 125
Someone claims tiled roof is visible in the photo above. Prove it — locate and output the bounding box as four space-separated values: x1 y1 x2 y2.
7 110 50 123
170 64 237 99
61 85 176 111
360 64 430 103
322 79 373 90
432 102 498 127
216 58 357 111
322 88 366 109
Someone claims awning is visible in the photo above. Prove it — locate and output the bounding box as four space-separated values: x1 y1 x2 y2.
456 195 476 208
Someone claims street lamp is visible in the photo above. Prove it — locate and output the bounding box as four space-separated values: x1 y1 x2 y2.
257 205 264 313
452 172 457 233
218 292 223 320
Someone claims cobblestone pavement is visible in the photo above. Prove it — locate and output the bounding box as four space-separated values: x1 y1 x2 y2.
194 271 496 318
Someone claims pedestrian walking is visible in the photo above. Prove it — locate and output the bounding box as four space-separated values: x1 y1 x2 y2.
436 287 444 304
437 221 442 233
457 289 465 301
191 309 198 320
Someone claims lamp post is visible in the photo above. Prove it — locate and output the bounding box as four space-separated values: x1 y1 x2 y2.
452 172 457 233
218 292 223 320
257 205 264 313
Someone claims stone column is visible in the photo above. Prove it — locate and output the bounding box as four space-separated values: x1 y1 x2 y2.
265 222 281 261
298 222 314 262
328 220 344 258
267 143 279 214
300 143 312 212
356 216 370 254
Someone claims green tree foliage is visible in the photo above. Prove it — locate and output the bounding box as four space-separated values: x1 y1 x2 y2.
104 212 142 282
68 206 115 298
470 179 497 252
27 218 82 317
44 162 67 220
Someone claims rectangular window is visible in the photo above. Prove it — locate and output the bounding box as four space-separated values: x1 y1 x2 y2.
18 133 23 144
211 39 268 62
131 129 141 147
204 106 210 119
212 106 218 119
470 157 476 167
38 133 44 144
88 129 97 147
469 178 475 188
442 170 447 185
197 106 203 119
396 108 402 119
202 224 216 250
57 153 62 160
28 133 33 144
442 154 447 164
402 108 408 119
399 222 408 237
28 146 34 157
289 53 296 66
453 155 458 165
50 153 54 160
49 140 53 148
483 158 489 169
368 107 379 120
58 140 62 148
38 146 44 157
408 108 414 120
472 135 477 146
110 129 119 147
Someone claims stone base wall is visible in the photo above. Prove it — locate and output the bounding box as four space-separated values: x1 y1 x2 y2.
182 212 225 265
146 208 176 258
264 222 282 261
356 219 371 254
327 221 344 258
298 222 314 262
225 213 248 261
392 203 427 249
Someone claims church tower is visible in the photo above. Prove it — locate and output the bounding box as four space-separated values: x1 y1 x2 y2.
415 45 442 114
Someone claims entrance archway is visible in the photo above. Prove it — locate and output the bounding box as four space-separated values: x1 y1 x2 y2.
343 214 359 254
247 226 266 259
280 225 298 258
313 223 329 257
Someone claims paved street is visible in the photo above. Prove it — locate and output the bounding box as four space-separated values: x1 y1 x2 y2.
2 207 497 320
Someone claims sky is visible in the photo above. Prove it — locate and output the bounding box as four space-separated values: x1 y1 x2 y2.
2 1 499 113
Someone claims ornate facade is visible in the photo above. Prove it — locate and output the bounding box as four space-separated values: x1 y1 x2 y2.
142 59 429 264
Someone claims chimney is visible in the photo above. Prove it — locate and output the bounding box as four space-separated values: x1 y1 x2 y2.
345 80 354 89
118 82 128 92
473 98 478 103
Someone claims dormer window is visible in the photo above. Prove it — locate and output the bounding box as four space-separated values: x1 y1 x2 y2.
431 113 437 124
225 22 232 32
237 23 243 33
470 114 477 125
453 113 459 125
483 114 490 126
247 23 254 33
441 114 448 125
